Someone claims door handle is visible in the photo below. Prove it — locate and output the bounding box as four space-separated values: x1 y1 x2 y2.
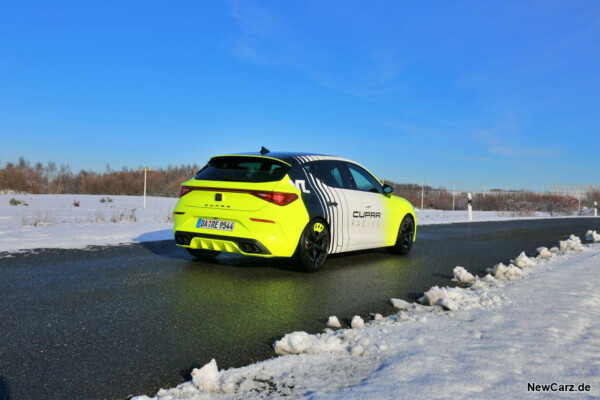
364 203 372 208
327 202 338 207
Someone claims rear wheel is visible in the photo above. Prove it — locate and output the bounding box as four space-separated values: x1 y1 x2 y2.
294 219 330 272
186 248 220 261
389 215 415 255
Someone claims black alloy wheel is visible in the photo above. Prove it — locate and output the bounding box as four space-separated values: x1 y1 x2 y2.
390 215 415 255
295 219 330 272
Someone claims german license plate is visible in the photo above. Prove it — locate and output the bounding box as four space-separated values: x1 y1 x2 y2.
197 218 235 232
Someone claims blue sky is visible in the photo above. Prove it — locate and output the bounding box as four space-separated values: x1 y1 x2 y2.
1 1 599 191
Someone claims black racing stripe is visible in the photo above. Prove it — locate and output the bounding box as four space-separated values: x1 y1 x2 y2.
306 155 337 254
302 156 327 215
310 156 341 254
325 160 346 253
291 156 322 221
318 158 346 253
297 155 329 227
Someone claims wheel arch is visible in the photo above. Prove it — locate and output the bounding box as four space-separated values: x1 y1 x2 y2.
391 196 417 243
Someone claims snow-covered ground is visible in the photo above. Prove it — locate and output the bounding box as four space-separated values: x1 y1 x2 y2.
0 194 590 253
134 233 600 399
0 194 177 252
417 209 568 224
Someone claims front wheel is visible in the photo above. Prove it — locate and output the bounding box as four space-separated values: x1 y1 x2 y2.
186 248 220 261
294 219 330 272
389 215 415 255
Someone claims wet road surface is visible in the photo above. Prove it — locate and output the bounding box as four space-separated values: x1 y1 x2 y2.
1 217 599 400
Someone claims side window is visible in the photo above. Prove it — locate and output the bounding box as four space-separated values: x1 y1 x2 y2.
309 161 351 189
345 163 383 194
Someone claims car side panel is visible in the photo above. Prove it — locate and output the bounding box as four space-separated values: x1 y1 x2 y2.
290 155 418 253
289 155 352 254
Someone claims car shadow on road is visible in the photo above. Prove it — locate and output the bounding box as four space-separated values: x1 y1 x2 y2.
132 230 404 273
133 231 298 271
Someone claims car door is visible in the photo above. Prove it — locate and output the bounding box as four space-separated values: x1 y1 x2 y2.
304 160 353 254
342 162 387 249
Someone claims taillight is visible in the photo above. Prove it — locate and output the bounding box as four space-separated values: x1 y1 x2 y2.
177 186 297 205
252 192 298 206
179 186 193 198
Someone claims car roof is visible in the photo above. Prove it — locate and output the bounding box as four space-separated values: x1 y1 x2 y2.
212 151 382 184
225 151 332 164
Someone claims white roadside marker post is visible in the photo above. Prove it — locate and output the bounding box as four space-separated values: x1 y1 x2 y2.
136 167 155 209
468 192 473 221
595 201 598 217
421 180 426 210
452 181 459 211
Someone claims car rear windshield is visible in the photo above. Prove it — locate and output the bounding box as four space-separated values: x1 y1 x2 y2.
194 156 290 183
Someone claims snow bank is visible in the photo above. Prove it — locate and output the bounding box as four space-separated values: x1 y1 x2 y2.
536 246 553 259
327 316 341 329
559 234 585 252
488 262 523 279
274 332 313 355
586 230 600 242
273 331 347 356
453 266 475 283
390 298 411 310
191 359 221 392
350 315 364 329
513 251 536 268
133 233 599 399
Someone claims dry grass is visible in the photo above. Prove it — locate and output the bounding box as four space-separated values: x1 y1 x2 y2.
22 210 56 227
110 208 137 223
93 210 106 223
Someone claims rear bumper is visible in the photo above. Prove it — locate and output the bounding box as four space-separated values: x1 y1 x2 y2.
174 231 272 256
172 207 309 258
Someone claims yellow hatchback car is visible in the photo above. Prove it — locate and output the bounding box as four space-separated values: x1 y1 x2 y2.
174 149 417 271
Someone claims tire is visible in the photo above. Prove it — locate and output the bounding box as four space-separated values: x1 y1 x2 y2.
389 215 415 255
186 248 220 261
294 219 330 272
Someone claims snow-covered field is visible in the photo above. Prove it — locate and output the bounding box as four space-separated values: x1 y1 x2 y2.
417 209 566 224
0 194 177 252
134 233 600 399
0 194 589 252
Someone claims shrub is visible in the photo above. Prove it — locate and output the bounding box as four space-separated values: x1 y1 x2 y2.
73 200 80 207
9 198 28 206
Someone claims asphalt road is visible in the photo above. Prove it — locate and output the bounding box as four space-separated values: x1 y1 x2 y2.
1 218 599 400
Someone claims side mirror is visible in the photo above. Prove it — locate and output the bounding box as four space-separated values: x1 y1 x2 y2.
383 184 394 196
